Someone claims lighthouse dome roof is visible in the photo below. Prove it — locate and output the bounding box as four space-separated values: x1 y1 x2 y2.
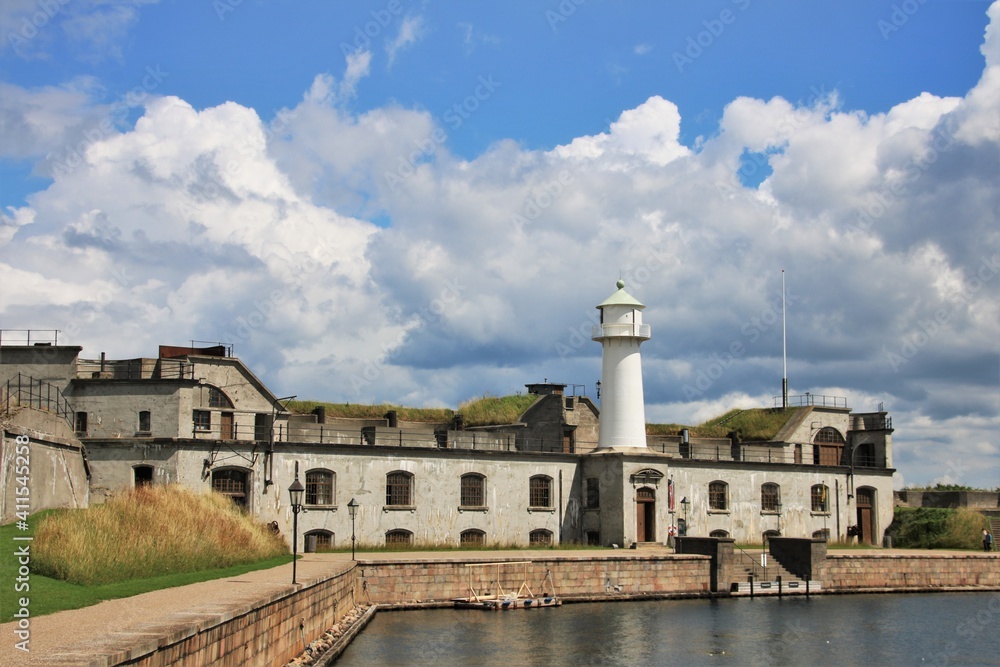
597 280 645 309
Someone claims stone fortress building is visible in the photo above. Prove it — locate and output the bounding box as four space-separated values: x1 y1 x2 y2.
1 282 895 551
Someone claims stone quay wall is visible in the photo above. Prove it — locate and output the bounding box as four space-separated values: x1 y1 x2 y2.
359 554 713 604
824 553 1000 591
74 551 1000 666
128 567 357 667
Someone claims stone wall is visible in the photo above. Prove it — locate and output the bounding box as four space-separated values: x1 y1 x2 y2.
824 553 1000 590
0 417 89 523
359 554 712 603
130 567 357 667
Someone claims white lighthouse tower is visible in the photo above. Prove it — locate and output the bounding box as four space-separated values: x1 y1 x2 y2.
592 280 651 450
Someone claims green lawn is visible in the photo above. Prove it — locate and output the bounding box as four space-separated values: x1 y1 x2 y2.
1 516 293 621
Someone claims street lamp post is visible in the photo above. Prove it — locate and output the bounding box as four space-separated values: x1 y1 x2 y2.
347 497 359 561
288 462 304 585
680 496 690 536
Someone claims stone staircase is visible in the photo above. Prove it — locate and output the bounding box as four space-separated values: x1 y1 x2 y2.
731 549 821 594
990 518 1000 550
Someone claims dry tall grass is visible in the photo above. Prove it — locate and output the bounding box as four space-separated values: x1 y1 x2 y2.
33 485 287 585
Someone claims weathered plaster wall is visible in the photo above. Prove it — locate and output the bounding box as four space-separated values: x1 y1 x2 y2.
69 381 182 439
0 345 80 393
0 415 89 523
667 461 894 544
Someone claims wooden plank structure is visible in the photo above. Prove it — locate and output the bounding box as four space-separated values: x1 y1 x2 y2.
452 561 561 610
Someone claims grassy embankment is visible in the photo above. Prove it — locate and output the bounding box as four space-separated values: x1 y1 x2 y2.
290 398 798 439
648 408 799 440
1 485 290 621
287 393 539 427
886 507 990 550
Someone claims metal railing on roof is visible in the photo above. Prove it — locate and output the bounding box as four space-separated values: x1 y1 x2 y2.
0 329 61 346
773 394 848 409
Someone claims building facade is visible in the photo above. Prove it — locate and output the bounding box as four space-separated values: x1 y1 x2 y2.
0 289 895 549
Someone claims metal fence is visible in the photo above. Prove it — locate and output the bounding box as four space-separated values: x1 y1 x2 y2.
76 358 194 380
1 372 75 429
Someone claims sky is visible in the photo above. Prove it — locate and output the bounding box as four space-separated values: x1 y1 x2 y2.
0 1 997 490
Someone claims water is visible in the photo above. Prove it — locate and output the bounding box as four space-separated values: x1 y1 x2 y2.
336 593 1000 666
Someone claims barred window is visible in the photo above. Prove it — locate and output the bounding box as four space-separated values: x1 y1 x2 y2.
212 468 248 508
306 530 334 551
709 481 728 510
306 470 334 506
385 529 412 546
460 473 486 507
709 530 730 538
460 529 485 546
529 475 552 508
811 484 829 512
75 411 88 434
529 529 552 546
208 386 233 408
585 478 600 509
193 410 211 431
761 483 780 512
814 427 845 443
386 471 413 506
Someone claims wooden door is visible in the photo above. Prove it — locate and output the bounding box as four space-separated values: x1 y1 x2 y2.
856 488 874 545
220 412 234 440
636 487 655 542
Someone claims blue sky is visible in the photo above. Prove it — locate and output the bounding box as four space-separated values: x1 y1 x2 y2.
1 1 998 489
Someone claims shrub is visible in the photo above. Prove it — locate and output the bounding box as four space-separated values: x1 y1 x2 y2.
886 507 989 550
33 485 287 585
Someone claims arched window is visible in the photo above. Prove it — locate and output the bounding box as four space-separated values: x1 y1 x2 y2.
207 386 234 408
386 471 413 506
305 529 334 551
763 529 781 541
811 484 829 512
212 468 249 508
529 529 553 546
385 529 413 546
709 529 730 538
460 529 486 546
812 529 830 540
814 427 845 465
306 469 335 506
761 483 780 512
529 475 552 509
460 473 486 508
709 481 728 511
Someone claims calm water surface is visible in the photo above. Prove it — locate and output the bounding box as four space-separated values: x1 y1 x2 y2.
336 592 999 666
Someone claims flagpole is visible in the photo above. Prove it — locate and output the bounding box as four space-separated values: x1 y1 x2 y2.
782 269 788 409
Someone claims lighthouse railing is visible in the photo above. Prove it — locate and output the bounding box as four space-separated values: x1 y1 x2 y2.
591 323 651 339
